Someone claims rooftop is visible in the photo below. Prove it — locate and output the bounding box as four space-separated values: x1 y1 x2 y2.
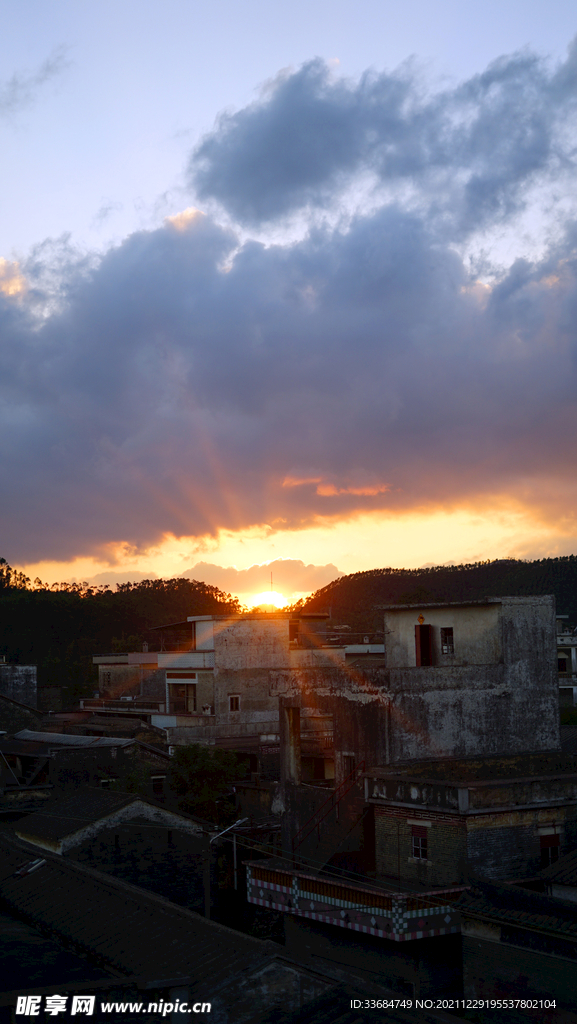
366 752 577 786
0 832 273 984
15 788 141 843
540 847 577 887
378 595 553 611
458 878 577 939
14 730 133 748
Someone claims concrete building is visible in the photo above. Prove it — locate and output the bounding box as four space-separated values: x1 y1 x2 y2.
556 614 577 706
91 613 384 780
273 595 561 871
0 659 37 708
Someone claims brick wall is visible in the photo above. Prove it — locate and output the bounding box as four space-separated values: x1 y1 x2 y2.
467 807 577 880
374 806 577 885
374 806 467 885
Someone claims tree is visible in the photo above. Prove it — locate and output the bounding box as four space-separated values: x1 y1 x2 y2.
167 744 247 822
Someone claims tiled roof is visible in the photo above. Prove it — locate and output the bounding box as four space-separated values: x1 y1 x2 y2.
457 878 577 938
15 789 140 842
540 847 577 887
0 833 272 985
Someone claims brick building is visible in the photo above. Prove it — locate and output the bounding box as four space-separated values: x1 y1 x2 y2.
366 753 577 886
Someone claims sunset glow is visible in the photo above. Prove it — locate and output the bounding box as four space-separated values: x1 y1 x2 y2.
2 6 577 593
249 590 288 610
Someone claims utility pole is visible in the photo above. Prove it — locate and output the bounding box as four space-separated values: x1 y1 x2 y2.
204 818 248 920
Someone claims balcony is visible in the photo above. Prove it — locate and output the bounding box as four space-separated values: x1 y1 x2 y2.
245 860 464 942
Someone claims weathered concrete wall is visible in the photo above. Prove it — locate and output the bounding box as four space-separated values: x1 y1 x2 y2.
0 664 37 707
215 618 290 671
384 602 502 668
271 610 560 774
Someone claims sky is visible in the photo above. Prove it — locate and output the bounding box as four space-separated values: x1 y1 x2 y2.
2 1 577 606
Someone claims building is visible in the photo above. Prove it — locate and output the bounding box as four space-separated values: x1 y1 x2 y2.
365 752 577 887
459 878 577 1010
14 787 203 855
0 659 37 708
0 729 170 808
0 833 337 1022
91 612 385 780
557 614 577 706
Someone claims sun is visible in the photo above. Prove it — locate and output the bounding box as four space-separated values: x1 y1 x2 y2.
250 590 287 609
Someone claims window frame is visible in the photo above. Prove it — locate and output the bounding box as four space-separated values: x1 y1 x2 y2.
440 627 454 656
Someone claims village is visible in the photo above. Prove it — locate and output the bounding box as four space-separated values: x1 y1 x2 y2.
1 590 575 1021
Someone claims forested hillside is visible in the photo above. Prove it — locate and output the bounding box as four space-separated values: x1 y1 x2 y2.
0 559 239 701
302 556 577 634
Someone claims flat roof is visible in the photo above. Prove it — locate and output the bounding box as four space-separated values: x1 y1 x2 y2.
366 752 577 786
377 596 552 611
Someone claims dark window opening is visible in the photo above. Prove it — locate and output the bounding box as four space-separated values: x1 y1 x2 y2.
415 624 433 666
411 825 428 860
168 682 196 714
540 834 560 868
152 775 165 797
558 658 568 672
441 627 454 655
229 694 240 712
343 755 356 779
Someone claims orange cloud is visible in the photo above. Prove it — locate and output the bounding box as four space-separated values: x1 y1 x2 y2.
0 258 26 297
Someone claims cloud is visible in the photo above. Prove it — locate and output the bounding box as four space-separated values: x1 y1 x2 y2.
69 570 159 588
0 48 70 117
2 45 577 564
189 46 577 233
182 559 342 596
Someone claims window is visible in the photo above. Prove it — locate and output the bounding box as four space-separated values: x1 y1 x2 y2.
343 756 356 779
229 694 240 712
540 834 560 868
151 775 165 797
558 658 568 673
441 627 454 656
411 825 428 860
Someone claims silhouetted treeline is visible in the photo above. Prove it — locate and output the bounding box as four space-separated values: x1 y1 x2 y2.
0 559 240 701
302 556 577 633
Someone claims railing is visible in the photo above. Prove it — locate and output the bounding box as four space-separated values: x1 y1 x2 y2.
291 760 365 857
246 861 464 942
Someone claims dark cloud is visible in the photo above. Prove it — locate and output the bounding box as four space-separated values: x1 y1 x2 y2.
190 47 577 232
2 46 577 565
0 48 70 117
182 559 342 596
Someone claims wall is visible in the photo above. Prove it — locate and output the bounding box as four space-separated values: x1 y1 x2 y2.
0 664 37 707
284 916 462 998
214 618 290 671
274 659 559 780
384 602 502 668
462 930 577 1010
374 805 468 886
373 804 577 885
